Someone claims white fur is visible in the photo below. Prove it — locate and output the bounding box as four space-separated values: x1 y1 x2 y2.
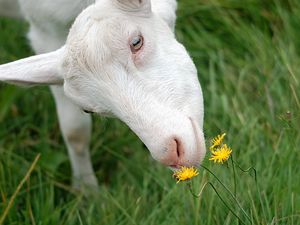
0 0 206 189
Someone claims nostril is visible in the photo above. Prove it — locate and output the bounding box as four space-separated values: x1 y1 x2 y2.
162 137 185 166
174 137 183 159
172 137 185 164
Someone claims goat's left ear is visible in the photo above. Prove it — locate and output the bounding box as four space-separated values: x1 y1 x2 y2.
0 47 65 87
114 0 151 16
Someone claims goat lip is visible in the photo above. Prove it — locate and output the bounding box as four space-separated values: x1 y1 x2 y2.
168 163 186 171
168 165 181 171
169 165 180 168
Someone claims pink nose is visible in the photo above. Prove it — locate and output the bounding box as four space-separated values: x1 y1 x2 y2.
161 137 185 167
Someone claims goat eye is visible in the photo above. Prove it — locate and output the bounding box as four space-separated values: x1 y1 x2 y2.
130 35 143 53
83 109 93 114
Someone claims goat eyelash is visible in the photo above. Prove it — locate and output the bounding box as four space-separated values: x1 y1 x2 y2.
83 109 94 114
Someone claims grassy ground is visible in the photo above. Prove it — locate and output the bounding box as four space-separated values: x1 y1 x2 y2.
0 0 299 224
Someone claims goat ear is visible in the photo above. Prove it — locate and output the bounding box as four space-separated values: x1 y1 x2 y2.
114 0 151 16
0 47 65 86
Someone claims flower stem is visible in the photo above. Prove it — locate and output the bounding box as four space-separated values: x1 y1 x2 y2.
231 161 257 182
232 160 267 222
200 165 252 224
230 156 237 197
188 182 247 225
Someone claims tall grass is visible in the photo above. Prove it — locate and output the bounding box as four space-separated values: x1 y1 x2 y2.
0 0 299 224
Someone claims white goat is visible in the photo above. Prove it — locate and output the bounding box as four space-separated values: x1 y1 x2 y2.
0 0 206 189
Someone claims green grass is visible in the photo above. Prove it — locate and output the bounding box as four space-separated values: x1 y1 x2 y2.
0 0 299 224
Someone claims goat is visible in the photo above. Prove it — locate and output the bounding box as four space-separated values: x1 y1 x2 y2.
0 0 206 190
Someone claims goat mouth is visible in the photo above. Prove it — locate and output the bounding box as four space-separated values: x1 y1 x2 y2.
168 165 181 171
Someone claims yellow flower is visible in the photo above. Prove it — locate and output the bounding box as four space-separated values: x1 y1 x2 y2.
173 166 199 183
209 144 232 164
210 133 226 151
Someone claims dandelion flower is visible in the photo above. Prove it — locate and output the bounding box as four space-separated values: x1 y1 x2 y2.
209 144 232 164
173 166 199 183
210 133 226 151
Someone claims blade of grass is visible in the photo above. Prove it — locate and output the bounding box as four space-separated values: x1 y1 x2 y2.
0 154 40 225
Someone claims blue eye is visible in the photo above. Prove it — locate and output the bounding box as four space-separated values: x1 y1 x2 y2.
130 35 143 53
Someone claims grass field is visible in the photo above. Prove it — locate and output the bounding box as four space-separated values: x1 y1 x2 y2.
0 0 300 224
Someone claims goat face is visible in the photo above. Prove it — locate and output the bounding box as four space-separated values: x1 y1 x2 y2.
0 0 206 168
63 0 206 168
